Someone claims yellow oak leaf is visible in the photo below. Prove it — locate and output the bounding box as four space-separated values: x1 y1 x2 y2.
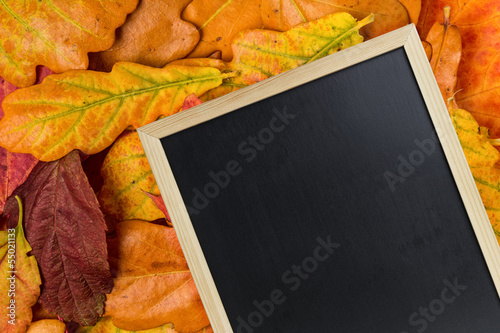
451 108 500 244
0 197 41 333
105 220 209 332
89 0 199 72
98 131 163 221
173 12 373 101
0 0 138 87
260 0 408 38
0 63 234 161
182 0 263 61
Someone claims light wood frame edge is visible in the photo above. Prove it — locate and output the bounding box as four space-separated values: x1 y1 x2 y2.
404 27 500 296
138 24 500 332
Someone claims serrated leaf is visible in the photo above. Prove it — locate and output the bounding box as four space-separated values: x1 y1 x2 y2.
260 0 408 38
0 63 231 161
182 0 263 61
451 108 500 244
0 0 138 87
98 131 163 221
174 12 373 101
2 150 113 326
0 197 41 333
90 0 199 71
105 220 209 332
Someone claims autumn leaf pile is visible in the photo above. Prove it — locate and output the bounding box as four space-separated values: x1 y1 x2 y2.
0 0 499 332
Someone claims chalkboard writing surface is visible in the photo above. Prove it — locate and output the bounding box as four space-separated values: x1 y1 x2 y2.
138 25 500 332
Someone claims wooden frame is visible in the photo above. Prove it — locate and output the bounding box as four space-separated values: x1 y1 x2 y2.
138 24 500 332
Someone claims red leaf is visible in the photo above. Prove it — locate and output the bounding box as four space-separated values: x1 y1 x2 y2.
2 150 113 326
143 191 172 225
181 93 203 111
0 149 37 214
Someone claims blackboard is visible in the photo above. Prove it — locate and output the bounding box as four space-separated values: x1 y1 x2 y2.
138 25 500 333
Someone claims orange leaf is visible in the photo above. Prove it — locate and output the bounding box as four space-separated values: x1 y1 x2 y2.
418 0 500 136
105 220 209 332
182 0 263 61
98 131 163 222
89 0 199 72
26 320 65 333
76 317 178 333
0 63 231 161
425 6 462 103
398 0 422 24
0 0 138 87
260 0 409 38
174 12 373 101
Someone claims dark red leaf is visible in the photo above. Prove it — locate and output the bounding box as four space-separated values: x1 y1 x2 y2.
3 150 113 326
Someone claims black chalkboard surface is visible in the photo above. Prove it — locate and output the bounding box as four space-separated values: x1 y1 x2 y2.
138 25 500 333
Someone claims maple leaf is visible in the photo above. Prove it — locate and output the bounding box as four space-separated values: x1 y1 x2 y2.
26 319 65 333
89 0 199 72
0 63 233 161
173 12 373 101
105 220 209 332
182 0 263 61
0 197 41 333
259 0 408 38
2 150 113 326
451 108 500 245
418 0 500 136
425 6 462 103
0 0 138 87
98 131 163 221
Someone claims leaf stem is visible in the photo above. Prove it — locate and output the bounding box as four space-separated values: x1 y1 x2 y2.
15 195 23 229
